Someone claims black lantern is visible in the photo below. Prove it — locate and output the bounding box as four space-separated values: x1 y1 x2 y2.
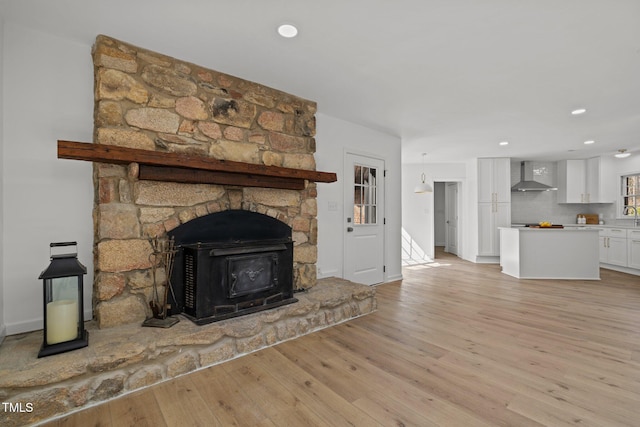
38 242 89 358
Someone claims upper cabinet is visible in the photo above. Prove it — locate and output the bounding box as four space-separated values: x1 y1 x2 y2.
478 158 511 204
585 157 614 203
557 159 586 203
557 158 613 204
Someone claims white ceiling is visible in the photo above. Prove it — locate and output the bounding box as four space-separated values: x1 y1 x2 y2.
3 0 640 163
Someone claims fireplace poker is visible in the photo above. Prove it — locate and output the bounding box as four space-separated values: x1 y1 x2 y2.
142 236 179 328
159 237 177 319
148 237 162 318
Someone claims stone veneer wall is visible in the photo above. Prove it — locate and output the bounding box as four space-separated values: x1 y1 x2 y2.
92 35 319 328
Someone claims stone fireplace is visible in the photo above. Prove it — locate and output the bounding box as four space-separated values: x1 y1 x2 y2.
0 36 377 427
92 35 321 328
169 209 297 324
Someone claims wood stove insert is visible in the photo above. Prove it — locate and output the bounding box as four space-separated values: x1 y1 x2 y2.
168 210 297 325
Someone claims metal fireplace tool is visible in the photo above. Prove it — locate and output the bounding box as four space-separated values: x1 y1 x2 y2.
142 236 180 328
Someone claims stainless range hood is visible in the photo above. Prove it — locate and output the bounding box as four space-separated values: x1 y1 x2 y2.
511 161 558 192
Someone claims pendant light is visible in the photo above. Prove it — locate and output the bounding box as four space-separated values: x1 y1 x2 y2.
414 153 433 193
614 149 631 158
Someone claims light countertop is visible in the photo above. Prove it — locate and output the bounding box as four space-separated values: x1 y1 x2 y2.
501 226 599 231
563 224 639 230
512 223 639 230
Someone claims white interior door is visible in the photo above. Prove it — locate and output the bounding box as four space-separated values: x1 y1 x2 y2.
344 153 385 285
445 182 459 255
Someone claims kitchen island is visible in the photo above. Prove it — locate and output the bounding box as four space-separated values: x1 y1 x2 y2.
499 227 600 279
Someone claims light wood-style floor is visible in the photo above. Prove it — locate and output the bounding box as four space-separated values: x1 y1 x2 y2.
45 249 640 426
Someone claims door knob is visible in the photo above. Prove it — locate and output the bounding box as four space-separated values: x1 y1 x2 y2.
347 227 354 232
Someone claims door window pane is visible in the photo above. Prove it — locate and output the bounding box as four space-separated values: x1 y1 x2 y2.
353 164 378 225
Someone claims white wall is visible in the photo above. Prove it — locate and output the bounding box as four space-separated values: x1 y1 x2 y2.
402 163 434 262
3 23 94 334
402 161 477 263
0 12 6 342
315 113 402 282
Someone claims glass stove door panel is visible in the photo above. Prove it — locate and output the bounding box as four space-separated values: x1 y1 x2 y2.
227 253 278 298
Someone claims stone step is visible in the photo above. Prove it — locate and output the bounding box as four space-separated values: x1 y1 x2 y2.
0 278 376 427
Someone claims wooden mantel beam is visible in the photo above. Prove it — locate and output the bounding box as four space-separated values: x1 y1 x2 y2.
138 165 306 190
58 140 337 189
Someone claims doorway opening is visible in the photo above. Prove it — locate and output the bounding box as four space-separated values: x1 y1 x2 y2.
434 181 461 259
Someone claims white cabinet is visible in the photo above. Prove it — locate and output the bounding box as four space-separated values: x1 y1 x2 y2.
478 158 511 203
478 202 510 256
597 228 628 266
592 227 640 274
558 158 612 204
628 229 640 269
585 157 612 203
598 235 608 262
607 236 628 266
478 158 511 257
558 159 586 203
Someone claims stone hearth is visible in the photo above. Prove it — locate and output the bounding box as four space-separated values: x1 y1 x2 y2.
0 278 376 426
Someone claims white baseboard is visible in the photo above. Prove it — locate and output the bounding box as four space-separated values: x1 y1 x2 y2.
475 255 500 264
5 310 93 336
385 273 403 282
317 269 339 279
5 318 42 336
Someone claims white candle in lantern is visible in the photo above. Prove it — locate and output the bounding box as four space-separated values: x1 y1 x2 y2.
46 299 78 345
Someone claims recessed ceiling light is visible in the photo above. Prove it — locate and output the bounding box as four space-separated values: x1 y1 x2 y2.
583 140 595 145
277 24 298 38
499 141 509 146
571 108 587 115
614 149 631 158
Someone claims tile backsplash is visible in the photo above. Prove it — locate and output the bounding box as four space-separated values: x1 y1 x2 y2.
510 161 620 225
